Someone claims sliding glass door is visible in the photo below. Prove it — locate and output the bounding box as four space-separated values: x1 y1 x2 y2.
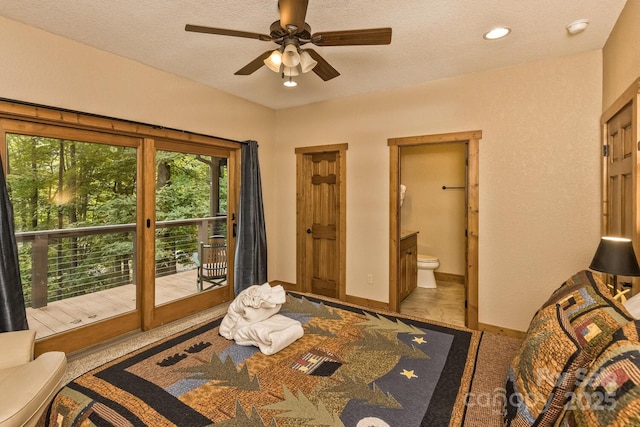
1 112 239 354
2 119 141 348
146 140 236 329
154 145 230 304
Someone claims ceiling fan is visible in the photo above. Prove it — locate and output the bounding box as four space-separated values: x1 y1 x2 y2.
185 0 392 83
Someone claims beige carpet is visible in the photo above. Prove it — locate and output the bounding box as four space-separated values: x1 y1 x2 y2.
464 332 522 426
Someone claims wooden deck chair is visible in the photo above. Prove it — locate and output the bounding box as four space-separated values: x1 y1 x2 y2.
194 235 227 291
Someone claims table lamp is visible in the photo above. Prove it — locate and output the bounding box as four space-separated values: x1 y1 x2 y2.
589 236 640 294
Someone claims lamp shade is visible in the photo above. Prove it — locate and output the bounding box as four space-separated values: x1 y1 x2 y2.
264 50 282 73
589 237 640 276
299 50 318 73
282 44 300 68
283 66 299 77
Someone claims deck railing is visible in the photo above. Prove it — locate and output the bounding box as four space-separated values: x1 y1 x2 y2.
15 216 226 308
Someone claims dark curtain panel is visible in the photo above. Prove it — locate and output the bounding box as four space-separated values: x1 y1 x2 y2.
0 157 28 332
234 140 267 294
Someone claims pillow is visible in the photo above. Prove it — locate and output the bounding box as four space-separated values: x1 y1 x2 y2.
624 292 640 319
504 304 587 427
558 323 640 426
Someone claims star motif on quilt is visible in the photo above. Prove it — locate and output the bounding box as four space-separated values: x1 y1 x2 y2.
400 369 418 379
412 337 426 345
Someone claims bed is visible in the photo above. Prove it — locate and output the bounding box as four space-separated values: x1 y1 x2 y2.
42 291 520 427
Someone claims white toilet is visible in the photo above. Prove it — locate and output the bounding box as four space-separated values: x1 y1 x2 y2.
417 254 439 288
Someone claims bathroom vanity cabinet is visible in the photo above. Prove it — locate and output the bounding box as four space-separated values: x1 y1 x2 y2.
399 231 418 301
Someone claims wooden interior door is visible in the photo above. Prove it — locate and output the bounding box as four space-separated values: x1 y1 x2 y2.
605 102 634 238
601 79 640 296
296 144 347 300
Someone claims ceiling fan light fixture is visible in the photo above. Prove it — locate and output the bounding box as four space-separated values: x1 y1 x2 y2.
283 65 300 76
483 26 511 40
299 50 318 73
282 44 301 67
186 1 392 83
283 63 298 87
264 49 283 73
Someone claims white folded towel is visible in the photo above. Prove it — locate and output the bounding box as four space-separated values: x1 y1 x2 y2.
238 283 286 310
219 283 287 340
219 283 303 354
232 314 304 356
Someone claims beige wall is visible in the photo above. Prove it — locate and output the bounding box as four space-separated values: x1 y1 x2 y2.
603 0 640 108
400 143 466 276
274 50 603 332
0 17 280 277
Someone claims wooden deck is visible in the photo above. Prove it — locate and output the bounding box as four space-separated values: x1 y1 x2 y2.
26 269 224 339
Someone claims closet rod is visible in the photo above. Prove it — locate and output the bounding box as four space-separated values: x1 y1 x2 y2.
442 186 465 190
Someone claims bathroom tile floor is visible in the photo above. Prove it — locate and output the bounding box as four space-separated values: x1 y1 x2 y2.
400 280 465 327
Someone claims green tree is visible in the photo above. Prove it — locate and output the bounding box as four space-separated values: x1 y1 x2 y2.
7 133 228 306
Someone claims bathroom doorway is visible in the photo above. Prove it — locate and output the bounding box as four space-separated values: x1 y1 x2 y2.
388 131 481 329
401 143 466 325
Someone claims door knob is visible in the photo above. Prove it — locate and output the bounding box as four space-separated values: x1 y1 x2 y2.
306 228 312 234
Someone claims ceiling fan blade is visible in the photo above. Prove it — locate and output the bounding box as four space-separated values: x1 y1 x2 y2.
234 51 273 75
185 24 272 41
312 28 392 46
278 0 309 34
305 49 340 81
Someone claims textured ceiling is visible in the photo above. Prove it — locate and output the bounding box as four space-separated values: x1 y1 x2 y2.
0 1 627 110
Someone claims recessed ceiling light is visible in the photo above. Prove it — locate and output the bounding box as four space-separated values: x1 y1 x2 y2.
483 26 511 40
566 19 589 35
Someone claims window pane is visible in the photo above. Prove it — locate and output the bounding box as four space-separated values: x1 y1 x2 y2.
7 133 137 338
154 151 228 305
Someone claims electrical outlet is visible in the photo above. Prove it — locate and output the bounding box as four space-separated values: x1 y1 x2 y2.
367 274 373 284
